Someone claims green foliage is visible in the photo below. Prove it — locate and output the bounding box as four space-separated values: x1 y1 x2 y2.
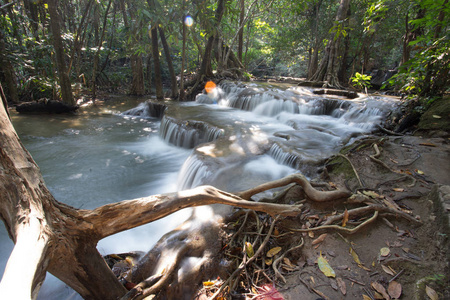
351 72 372 91
385 0 450 100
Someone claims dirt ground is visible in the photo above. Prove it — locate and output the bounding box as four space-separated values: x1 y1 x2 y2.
273 135 450 300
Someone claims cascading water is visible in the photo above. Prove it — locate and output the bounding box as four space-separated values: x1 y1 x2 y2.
0 82 399 300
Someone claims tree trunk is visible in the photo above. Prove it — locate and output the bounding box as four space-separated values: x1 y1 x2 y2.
307 1 322 80
198 0 225 78
151 26 164 100
0 31 20 103
130 54 145 95
309 0 350 88
91 0 113 100
179 14 187 100
158 26 179 98
238 0 245 63
47 0 74 106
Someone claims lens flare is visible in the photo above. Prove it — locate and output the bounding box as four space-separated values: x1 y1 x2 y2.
184 15 194 27
205 81 216 94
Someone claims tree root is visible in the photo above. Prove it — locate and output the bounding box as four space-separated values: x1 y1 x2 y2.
369 143 417 187
208 216 280 300
272 238 304 283
236 173 351 202
288 211 379 235
338 153 364 188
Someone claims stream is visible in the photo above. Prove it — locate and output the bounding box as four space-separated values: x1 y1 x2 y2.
0 81 399 299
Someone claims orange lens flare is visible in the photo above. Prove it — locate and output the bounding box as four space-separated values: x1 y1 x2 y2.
205 81 216 94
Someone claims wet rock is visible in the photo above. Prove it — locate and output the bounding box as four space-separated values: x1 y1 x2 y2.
16 99 78 114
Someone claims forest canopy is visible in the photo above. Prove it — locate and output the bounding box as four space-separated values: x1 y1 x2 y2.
0 0 448 105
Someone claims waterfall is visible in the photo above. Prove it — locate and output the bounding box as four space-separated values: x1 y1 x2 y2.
159 116 224 149
121 101 167 118
267 143 300 169
177 154 213 190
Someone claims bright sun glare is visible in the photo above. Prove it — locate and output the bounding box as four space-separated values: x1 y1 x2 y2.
184 15 193 27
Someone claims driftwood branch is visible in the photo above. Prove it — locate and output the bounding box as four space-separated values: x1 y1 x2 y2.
84 186 304 240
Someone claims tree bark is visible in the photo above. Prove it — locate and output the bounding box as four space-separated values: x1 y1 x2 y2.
146 0 164 100
158 26 179 98
150 26 164 100
179 14 187 100
238 0 245 63
46 0 75 106
0 31 20 103
91 0 113 100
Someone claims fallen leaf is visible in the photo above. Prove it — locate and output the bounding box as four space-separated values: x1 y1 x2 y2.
426 285 438 300
381 264 395 276
342 209 349 227
273 227 280 236
363 295 372 300
432 115 442 119
203 281 215 286
419 142 437 147
371 281 391 300
266 246 282 258
283 257 296 268
374 291 385 299
265 258 273 265
392 188 404 192
363 190 382 198
380 247 390 257
388 281 402 299
330 279 338 290
308 231 315 238
245 242 254 258
350 247 362 265
312 233 328 245
336 277 346 295
317 251 335 278
415 169 424 175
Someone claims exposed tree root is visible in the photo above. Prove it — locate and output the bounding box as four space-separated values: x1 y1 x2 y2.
338 153 364 188
236 173 351 202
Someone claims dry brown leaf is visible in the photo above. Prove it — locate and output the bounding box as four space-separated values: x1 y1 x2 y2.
362 295 372 300
308 231 315 238
350 247 362 265
381 264 395 276
312 233 328 245
330 279 338 290
363 190 382 198
336 277 346 295
374 291 385 299
342 208 349 227
265 258 273 265
266 246 282 258
392 188 404 192
283 257 296 268
380 247 390 257
388 281 402 299
371 281 390 300
426 285 438 300
419 142 437 147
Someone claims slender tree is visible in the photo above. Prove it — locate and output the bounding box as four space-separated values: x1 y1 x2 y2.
92 0 113 100
159 26 179 98
147 0 164 100
309 0 351 88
